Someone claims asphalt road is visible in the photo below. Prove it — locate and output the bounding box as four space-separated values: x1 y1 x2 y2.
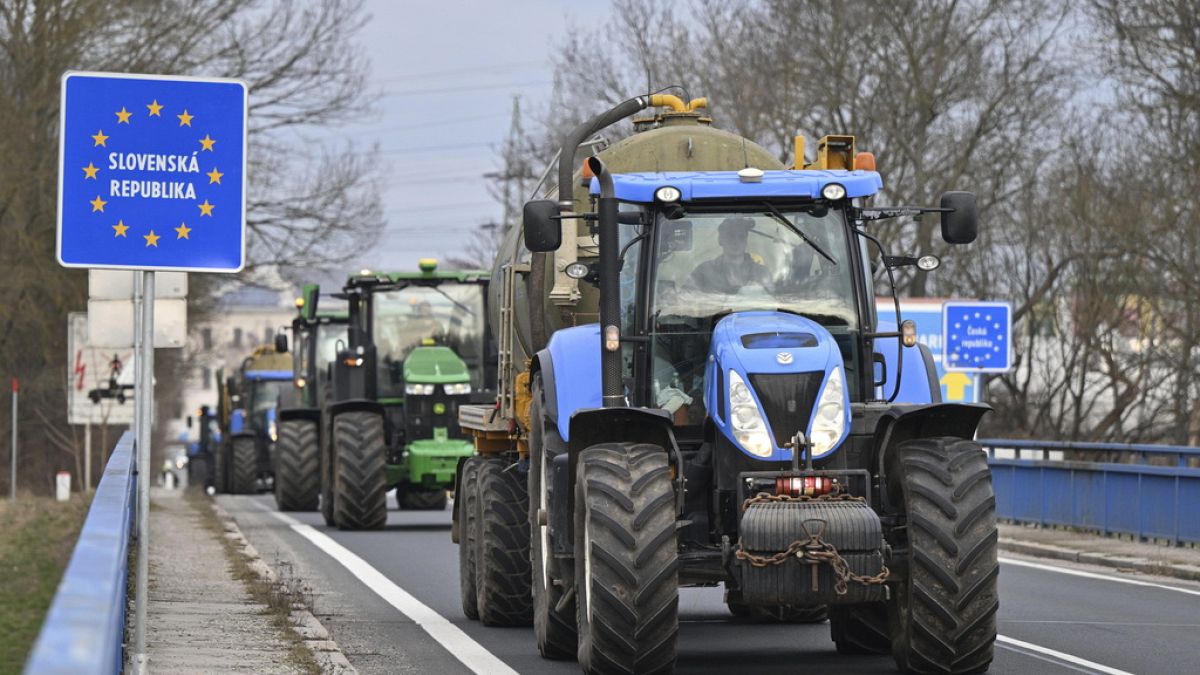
219 494 1200 675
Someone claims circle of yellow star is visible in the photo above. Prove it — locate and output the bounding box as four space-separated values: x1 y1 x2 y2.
91 130 109 147
113 220 129 237
89 195 107 212
82 162 99 179
147 100 163 116
206 167 223 184
177 109 193 127
144 230 160 247
115 107 132 124
197 200 214 216
174 222 192 239
199 134 216 151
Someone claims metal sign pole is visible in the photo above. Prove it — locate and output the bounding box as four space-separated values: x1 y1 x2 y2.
132 270 154 672
84 419 92 493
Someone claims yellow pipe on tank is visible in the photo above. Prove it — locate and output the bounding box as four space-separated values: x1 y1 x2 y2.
688 97 708 111
648 94 687 112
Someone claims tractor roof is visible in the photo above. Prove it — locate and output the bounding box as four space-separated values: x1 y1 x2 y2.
590 169 882 203
344 268 489 289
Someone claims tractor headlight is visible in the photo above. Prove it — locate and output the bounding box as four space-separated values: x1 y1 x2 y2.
405 383 435 396
821 183 846 200
809 366 846 456
443 383 472 395
728 370 773 458
654 186 681 203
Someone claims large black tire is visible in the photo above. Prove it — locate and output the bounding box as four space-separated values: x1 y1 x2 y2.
400 487 448 511
319 431 336 526
575 444 678 675
459 456 483 620
332 412 388 530
214 445 228 493
889 438 998 675
529 376 577 659
475 457 533 626
228 437 258 494
830 603 891 654
274 419 320 511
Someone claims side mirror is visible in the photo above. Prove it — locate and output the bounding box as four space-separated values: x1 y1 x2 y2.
274 333 288 353
523 199 561 252
940 191 977 244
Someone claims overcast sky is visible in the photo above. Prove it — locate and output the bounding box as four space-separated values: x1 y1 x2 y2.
329 0 611 272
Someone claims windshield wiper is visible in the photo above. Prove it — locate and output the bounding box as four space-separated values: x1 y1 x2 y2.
760 202 837 265
429 285 477 316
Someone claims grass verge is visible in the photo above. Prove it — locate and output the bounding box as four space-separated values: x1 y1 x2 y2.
0 495 91 674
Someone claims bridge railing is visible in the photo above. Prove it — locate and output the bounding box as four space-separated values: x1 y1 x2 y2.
24 431 136 675
980 438 1200 545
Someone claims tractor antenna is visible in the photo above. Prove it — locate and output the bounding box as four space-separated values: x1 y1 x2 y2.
742 137 750 169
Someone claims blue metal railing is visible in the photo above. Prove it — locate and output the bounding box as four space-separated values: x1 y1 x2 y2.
980 438 1200 545
24 431 136 675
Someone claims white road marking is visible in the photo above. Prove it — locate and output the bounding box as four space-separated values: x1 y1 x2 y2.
1000 556 1200 597
997 635 1135 675
256 504 517 675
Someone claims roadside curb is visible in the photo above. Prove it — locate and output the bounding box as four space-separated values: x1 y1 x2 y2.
211 501 358 674
999 537 1200 582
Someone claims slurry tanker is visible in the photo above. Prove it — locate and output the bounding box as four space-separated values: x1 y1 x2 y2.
456 94 995 675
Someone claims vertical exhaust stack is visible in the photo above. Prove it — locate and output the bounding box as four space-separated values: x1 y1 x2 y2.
586 156 623 407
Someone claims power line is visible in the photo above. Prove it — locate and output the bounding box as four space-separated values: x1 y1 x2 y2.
336 111 510 137
381 79 552 98
373 60 544 86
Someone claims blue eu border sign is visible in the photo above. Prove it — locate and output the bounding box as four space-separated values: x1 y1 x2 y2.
57 71 247 272
942 301 1013 373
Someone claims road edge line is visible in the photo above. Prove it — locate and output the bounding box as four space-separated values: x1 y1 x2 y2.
1000 556 1200 597
996 635 1134 675
262 506 519 675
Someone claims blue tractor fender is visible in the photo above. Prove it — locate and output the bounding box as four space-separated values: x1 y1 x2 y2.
531 324 603 442
229 408 247 434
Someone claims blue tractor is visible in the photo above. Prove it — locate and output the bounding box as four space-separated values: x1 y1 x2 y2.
515 98 996 674
215 347 293 494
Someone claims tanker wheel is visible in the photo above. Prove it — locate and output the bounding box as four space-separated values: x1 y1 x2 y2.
830 603 891 654
401 487 448 511
319 429 336 526
888 437 998 675
530 376 576 659
575 443 678 675
274 419 320 511
332 411 388 530
458 456 483 620
228 437 258 494
475 456 533 626
727 600 828 624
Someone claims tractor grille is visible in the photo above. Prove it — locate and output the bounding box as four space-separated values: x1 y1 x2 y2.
748 372 823 448
404 392 469 442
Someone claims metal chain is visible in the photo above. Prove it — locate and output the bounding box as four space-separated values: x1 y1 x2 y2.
736 493 890 595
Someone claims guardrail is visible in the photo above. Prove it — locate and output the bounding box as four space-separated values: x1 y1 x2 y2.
24 431 136 675
981 438 1200 545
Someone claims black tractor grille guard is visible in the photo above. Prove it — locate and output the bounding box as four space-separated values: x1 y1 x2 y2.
748 372 823 448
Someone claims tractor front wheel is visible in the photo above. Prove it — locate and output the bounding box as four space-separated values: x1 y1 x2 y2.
888 437 998 674
274 419 320 511
399 487 448 511
228 437 258 494
332 411 387 530
574 443 678 675
830 603 891 654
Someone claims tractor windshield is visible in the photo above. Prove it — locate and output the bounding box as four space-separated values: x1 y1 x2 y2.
647 206 861 420
372 283 486 396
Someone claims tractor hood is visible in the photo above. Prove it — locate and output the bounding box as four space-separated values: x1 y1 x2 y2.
705 311 850 462
403 345 469 384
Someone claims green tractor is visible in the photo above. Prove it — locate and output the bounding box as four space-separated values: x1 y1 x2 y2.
273 284 348 511
324 259 493 529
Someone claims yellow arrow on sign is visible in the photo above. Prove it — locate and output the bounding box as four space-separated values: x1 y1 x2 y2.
940 372 973 401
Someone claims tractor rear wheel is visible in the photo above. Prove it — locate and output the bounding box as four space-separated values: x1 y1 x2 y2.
888 437 998 674
575 443 678 675
830 603 891 654
228 436 258 494
274 419 320 511
332 411 387 530
530 376 576 659
401 487 447 511
475 457 533 626
458 456 483 620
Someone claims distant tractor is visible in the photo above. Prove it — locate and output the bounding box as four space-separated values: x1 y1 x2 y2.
457 95 997 675
272 285 348 512
322 260 493 529
215 346 293 494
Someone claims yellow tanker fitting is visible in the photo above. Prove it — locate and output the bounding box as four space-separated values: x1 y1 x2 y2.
648 94 708 113
794 135 857 170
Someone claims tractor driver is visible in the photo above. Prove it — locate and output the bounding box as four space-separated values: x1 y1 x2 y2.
689 216 769 294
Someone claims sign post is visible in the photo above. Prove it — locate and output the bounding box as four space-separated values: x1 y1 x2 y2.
57 71 246 673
